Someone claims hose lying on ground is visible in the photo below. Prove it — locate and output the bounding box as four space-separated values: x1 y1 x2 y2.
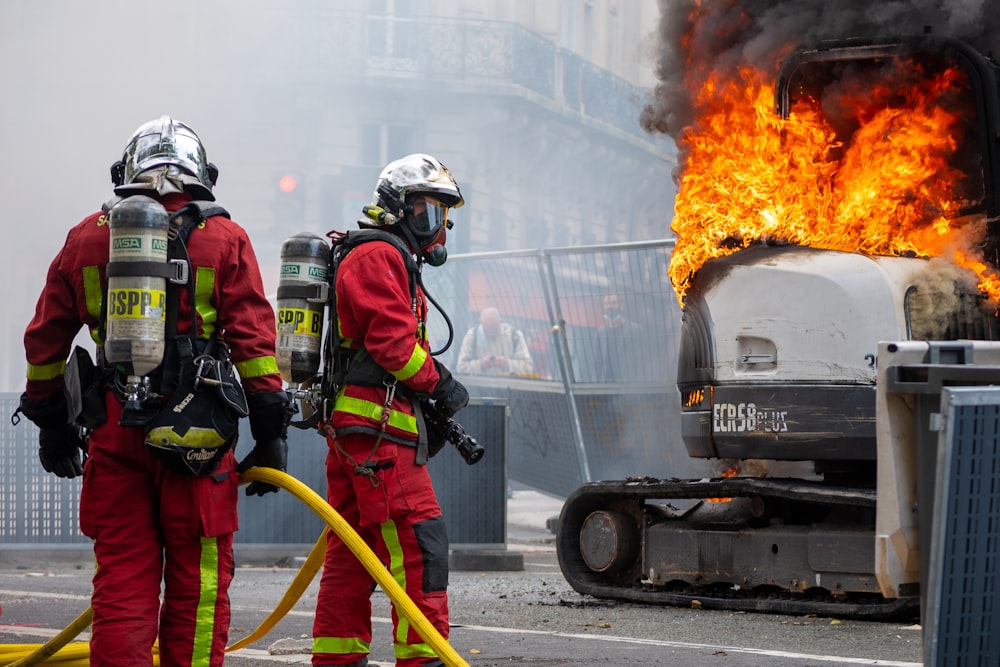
0 467 470 667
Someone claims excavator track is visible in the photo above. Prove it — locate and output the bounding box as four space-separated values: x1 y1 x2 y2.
556 478 919 621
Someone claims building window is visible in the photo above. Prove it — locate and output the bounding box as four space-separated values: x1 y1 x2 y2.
362 123 417 167
367 0 418 59
560 0 577 52
582 0 594 60
607 3 619 71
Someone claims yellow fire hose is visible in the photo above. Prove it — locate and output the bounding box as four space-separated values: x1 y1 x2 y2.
0 468 470 667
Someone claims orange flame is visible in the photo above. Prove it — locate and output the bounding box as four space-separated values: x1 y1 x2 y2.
706 466 739 503
669 62 1000 306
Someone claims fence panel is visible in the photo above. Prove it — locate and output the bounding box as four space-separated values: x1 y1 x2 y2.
2 395 506 547
423 241 712 497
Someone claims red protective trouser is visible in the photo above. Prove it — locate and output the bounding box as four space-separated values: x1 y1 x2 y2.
312 432 449 667
80 392 239 667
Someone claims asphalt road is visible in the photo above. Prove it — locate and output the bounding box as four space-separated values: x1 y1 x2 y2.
0 490 924 666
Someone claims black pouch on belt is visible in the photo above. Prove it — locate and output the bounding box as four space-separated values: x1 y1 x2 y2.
64 346 108 431
144 335 249 476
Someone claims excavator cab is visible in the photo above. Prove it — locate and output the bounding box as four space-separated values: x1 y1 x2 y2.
678 34 1000 466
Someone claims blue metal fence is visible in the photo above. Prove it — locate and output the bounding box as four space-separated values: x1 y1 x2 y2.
0 395 506 548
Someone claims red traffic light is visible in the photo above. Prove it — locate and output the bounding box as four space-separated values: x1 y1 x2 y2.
278 174 298 193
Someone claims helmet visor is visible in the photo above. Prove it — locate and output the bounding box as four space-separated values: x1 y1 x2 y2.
410 197 450 237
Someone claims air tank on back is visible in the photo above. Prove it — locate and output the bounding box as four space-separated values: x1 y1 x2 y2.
104 195 169 380
276 232 330 385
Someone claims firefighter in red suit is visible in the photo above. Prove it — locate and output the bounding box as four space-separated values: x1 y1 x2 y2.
15 116 289 667
311 154 469 667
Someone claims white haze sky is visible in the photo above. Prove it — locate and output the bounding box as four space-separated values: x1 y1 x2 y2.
1 1 668 393
1 2 287 391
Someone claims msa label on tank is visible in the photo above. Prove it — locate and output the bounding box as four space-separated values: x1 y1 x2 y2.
713 402 788 433
111 236 168 255
280 263 327 280
107 288 166 319
277 308 323 336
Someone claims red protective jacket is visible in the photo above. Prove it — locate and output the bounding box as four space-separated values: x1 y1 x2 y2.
24 193 282 402
331 239 442 443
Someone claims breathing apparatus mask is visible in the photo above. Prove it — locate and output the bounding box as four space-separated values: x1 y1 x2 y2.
361 153 464 267
410 196 452 266
363 186 454 266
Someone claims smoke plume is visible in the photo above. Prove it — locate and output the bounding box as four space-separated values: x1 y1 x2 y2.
641 0 999 142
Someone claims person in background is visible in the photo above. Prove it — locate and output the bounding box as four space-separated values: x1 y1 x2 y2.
595 293 643 382
14 116 288 667
456 306 534 375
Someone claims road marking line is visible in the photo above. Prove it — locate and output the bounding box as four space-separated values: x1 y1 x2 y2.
2 591 921 666
449 622 923 666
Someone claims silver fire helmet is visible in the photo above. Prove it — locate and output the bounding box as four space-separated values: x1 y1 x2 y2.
114 116 217 200
369 153 464 217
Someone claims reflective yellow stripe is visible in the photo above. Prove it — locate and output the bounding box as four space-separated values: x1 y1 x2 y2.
82 265 104 344
147 425 228 449
381 521 438 660
236 356 280 379
191 536 219 665
382 521 409 646
194 267 216 338
391 342 427 382
312 636 371 655
26 360 65 382
394 640 438 659
335 395 418 434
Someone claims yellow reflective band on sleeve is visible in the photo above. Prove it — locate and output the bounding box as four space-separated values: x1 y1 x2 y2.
391 342 427 382
82 265 105 344
26 360 66 382
312 636 371 656
235 356 280 380
195 267 217 338
335 395 418 434
191 536 220 666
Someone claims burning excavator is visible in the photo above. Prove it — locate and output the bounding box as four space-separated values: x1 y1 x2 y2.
556 33 1000 619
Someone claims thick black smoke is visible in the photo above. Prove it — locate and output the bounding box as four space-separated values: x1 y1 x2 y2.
640 0 998 141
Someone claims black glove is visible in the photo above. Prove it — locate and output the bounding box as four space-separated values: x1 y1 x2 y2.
236 437 287 496
39 424 85 479
14 391 70 429
431 360 469 419
238 391 292 496
421 400 449 459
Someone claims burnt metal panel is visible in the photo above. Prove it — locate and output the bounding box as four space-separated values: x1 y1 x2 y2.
644 523 875 592
710 384 877 460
